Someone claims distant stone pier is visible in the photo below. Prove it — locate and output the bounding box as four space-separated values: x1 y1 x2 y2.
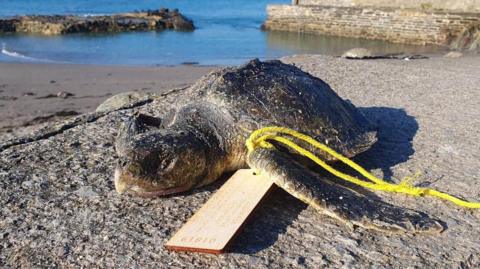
0 8 194 35
264 0 480 50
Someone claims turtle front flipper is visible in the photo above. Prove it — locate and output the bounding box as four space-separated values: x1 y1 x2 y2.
247 148 444 234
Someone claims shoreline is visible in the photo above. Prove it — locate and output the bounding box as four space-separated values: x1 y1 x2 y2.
0 52 454 68
0 57 223 68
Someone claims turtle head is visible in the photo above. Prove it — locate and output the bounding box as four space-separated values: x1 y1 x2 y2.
114 114 207 197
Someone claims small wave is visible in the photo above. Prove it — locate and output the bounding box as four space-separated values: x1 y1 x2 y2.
79 13 110 17
1 43 60 63
2 45 36 61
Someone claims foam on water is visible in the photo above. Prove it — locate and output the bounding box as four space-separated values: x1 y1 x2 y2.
1 43 36 60
1 43 61 63
78 13 110 17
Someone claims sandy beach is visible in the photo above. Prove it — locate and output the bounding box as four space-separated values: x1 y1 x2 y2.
1 55 480 267
0 63 215 133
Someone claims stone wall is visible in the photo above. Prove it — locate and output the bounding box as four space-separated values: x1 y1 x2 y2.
298 0 480 12
263 5 480 46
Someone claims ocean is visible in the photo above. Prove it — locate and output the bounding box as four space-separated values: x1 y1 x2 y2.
0 0 444 66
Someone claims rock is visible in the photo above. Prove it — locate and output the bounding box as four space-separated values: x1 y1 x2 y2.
171 15 195 31
35 94 58 99
0 19 17 32
341 49 428 61
56 91 74 99
0 9 194 35
181 61 199 65
341 48 374 59
444 51 463 58
35 91 75 99
400 54 428 60
95 91 155 112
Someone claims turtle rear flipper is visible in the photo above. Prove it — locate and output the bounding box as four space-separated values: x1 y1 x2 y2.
247 148 444 233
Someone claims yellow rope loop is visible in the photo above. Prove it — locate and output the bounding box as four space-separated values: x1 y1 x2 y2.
246 126 480 209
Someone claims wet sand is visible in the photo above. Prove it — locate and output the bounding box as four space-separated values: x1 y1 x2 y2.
0 63 215 132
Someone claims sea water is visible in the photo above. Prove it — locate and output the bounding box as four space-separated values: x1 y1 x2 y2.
0 0 444 66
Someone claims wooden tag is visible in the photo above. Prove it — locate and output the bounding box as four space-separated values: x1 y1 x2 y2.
165 169 275 254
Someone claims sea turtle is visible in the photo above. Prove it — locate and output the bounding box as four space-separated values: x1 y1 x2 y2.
114 59 442 233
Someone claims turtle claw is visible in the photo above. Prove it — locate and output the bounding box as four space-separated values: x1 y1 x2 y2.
346 202 445 234
248 148 445 234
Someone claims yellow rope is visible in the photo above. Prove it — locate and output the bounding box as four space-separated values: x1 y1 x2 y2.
246 126 480 209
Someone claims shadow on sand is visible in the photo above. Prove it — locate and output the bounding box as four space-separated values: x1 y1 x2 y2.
354 107 418 181
230 106 424 254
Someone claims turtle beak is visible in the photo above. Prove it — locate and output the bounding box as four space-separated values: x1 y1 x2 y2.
114 167 132 194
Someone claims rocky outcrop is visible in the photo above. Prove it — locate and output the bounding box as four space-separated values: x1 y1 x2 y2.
0 8 194 35
0 19 17 32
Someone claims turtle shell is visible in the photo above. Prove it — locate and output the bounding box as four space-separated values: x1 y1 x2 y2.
185 59 377 160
